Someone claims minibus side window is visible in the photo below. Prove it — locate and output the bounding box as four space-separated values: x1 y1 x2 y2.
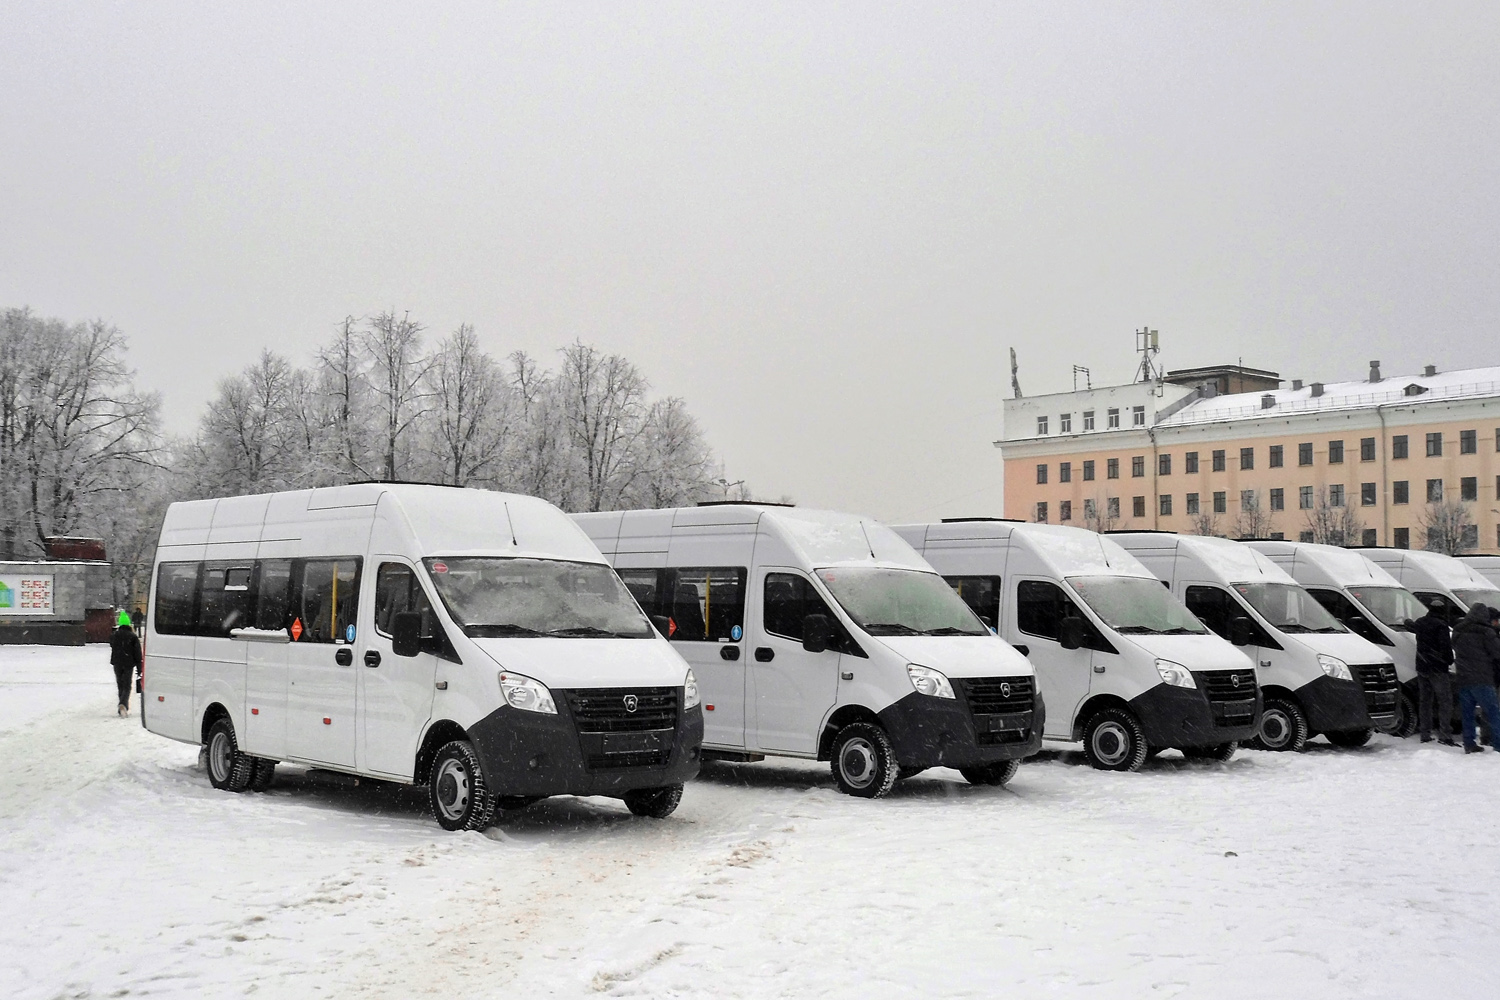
668 567 746 642
375 563 435 635
944 576 1001 626
154 562 200 635
256 560 293 630
617 569 667 617
296 558 362 643
1414 591 1460 624
763 573 855 654
1016 580 1083 641
1307 589 1389 645
1184 586 1233 639
198 562 255 636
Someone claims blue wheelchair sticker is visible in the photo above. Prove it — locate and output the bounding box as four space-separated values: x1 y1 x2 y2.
730 625 743 641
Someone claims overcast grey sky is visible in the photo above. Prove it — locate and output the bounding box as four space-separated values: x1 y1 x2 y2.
4 3 1498 521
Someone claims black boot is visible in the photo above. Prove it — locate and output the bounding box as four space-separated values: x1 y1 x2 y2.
1465 743 1485 753
1439 737 1457 746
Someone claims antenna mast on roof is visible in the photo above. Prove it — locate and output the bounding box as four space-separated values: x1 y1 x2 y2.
1134 327 1162 384
1009 348 1023 399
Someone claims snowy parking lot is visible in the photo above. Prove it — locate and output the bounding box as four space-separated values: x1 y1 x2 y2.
2 645 1497 1000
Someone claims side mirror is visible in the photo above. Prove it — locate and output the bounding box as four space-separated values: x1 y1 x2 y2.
1059 616 1085 650
392 611 423 657
1013 643 1030 657
1229 616 1253 647
803 613 834 654
651 614 672 638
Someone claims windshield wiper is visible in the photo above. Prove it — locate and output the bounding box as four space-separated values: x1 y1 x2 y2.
922 626 980 636
1113 625 1160 634
1161 626 1203 635
1277 623 1312 633
465 623 545 637
547 626 638 638
862 623 925 635
1313 626 1347 634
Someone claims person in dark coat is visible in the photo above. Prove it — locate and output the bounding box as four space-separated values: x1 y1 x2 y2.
1411 598 1456 745
109 611 142 717
1449 603 1500 753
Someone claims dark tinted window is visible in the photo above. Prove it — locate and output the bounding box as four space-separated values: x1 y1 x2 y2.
198 561 255 636
295 558 362 643
671 567 746 641
254 560 291 630
1185 452 1199 474
1328 440 1344 464
617 568 665 615
374 562 435 635
945 575 1001 625
1299 442 1314 466
1212 450 1226 472
1240 447 1254 470
1360 437 1376 462
1268 445 1283 468
1016 579 1091 643
154 563 199 635
1308 588 1388 644
763 572 836 642
1392 435 1408 459
1185 585 1234 639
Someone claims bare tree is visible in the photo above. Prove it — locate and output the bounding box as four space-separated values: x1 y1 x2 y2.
506 350 573 503
1190 509 1224 537
1083 494 1119 534
1419 498 1477 554
363 311 431 482
1234 490 1275 539
557 342 648 512
1303 486 1363 546
424 325 510 486
630 397 718 507
195 350 302 494
315 317 374 479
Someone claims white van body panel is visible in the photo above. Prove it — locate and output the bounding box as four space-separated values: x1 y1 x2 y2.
1363 549 1500 612
1458 554 1500 589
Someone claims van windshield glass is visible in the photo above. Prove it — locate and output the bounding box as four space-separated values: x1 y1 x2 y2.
1234 582 1345 633
1347 586 1427 628
1453 588 1500 612
422 558 653 638
816 567 988 636
1067 576 1207 634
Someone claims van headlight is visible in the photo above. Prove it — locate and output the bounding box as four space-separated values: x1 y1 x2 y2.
683 668 701 710
1155 659 1196 689
1317 654 1353 681
906 664 955 699
498 671 557 714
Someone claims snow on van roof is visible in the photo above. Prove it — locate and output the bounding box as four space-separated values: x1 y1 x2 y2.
1246 540 1400 587
1371 548 1494 589
764 508 929 570
386 486 605 562
1012 524 1158 579
1115 532 1295 584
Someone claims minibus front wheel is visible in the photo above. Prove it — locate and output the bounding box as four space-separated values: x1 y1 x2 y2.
960 759 1020 787
1083 707 1148 772
429 740 497 832
1250 696 1309 752
830 722 899 798
622 784 684 819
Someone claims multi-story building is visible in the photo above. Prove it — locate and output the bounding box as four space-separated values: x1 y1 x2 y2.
997 361 1500 553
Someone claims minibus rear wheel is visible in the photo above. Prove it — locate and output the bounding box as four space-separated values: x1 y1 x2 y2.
960 759 1020 787
1326 728 1373 749
1083 707 1148 772
1250 696 1308 752
623 784 684 818
429 740 496 832
205 717 253 793
248 758 276 792
829 722 898 798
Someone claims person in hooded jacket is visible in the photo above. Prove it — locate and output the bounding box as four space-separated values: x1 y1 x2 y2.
1449 603 1500 753
1411 597 1456 745
109 611 142 717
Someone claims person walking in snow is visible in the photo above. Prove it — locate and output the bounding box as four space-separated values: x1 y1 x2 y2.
1449 603 1500 753
109 611 142 717
1411 597 1456 745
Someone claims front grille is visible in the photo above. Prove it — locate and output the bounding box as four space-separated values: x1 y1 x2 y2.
1194 669 1259 728
956 676 1035 745
566 687 679 733
1351 663 1399 717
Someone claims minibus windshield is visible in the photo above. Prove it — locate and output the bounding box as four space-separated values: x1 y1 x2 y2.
1347 586 1427 628
423 558 654 638
1453 588 1500 612
816 567 989 636
1067 576 1207 635
1233 582 1345 633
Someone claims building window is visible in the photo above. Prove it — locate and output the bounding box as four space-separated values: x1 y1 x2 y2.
1060 500 1072 522
1328 440 1344 464
1360 437 1376 462
1185 451 1199 474
1133 496 1146 518
1107 458 1119 479
1060 413 1073 434
1213 491 1226 514
1132 406 1146 427
1495 428 1500 453
1159 494 1172 516
1186 493 1201 515
1212 450 1226 472
1083 460 1095 481
1299 530 1315 543
1393 480 1409 504
1269 445 1284 468
1035 502 1048 523
1361 483 1377 506
1462 476 1478 501
1107 408 1120 429
1084 499 1096 520
1298 442 1314 466
1159 454 1172 476
1461 429 1477 454
1427 479 1443 502
1270 532 1285 540
1059 462 1072 483
1393 435 1409 460
1037 416 1049 436
1036 464 1048 485
1463 524 1479 550
1083 410 1095 431
1427 432 1443 457
1240 447 1254 471
1299 486 1314 509
1107 497 1120 519
1240 489 1256 511
1394 527 1410 549
1362 528 1378 546
1329 484 1345 508
1132 456 1145 477
1270 488 1285 511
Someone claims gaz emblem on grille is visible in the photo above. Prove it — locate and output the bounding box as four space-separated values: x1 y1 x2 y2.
999 682 1012 698
623 694 639 713
1231 675 1241 688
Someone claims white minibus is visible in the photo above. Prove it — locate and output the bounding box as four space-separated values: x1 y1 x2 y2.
1457 554 1500 591
573 504 1041 797
144 484 703 830
1246 541 1428 737
893 520 1260 771
1357 548 1500 620
1109 532 1398 752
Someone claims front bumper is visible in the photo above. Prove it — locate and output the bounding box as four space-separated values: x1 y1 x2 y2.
468 700 703 798
1129 682 1262 748
876 687 1045 770
1298 675 1373 734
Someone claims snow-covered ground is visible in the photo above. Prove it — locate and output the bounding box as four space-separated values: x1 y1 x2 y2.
2 645 1496 999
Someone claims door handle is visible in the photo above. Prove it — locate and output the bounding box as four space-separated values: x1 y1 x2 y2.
720 645 740 661
754 647 774 662
334 648 353 666
364 650 382 668
840 671 853 680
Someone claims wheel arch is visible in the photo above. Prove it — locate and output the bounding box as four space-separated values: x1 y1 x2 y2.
200 702 231 745
816 704 883 761
1258 684 1300 706
1072 693 1132 742
414 719 470 785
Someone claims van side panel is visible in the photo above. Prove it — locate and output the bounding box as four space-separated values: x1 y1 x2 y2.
145 500 217 744
192 496 270 748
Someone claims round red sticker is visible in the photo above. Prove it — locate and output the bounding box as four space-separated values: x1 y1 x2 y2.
432 562 448 573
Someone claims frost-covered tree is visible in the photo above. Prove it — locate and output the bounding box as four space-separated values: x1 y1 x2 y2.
1420 498 1477 554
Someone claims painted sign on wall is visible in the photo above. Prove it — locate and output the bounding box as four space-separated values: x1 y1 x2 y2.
0 576 54 615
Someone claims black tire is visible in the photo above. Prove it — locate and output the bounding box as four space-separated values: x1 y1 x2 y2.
959 759 1021 787
1250 696 1309 752
829 722 899 798
248 757 276 792
1183 741 1238 762
1393 690 1418 739
1327 728 1373 749
622 783 684 818
205 717 253 792
1083 707 1148 772
429 740 496 832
